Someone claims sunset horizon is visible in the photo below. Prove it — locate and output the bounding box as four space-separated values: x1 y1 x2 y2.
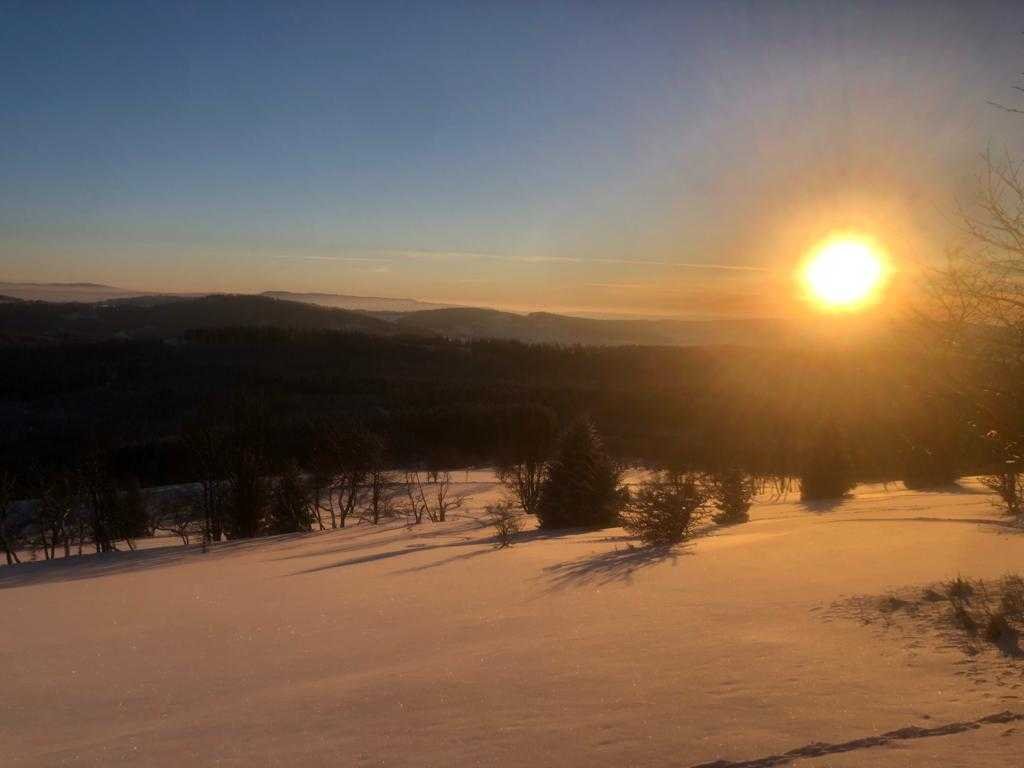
7 3 1024 767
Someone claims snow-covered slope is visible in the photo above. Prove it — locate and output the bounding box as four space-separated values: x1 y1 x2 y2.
3 477 1023 766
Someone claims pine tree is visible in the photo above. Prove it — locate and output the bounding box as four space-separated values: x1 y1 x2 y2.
710 468 754 524
536 419 624 529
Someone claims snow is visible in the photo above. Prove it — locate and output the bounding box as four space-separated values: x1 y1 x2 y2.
3 476 1023 766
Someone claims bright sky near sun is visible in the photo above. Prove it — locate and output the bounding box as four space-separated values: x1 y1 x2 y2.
3 1 1024 318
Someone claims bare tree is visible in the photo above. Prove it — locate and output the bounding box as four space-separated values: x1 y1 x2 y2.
404 470 465 523
402 470 429 525
496 462 545 517
922 148 1024 498
427 471 465 522
0 471 23 565
181 413 226 548
36 472 80 559
152 488 202 545
332 432 372 529
495 405 556 516
362 460 398 525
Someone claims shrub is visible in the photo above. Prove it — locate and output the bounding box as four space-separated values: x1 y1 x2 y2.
799 423 855 501
981 470 1024 518
620 472 707 545
487 503 522 548
710 468 754 525
535 419 625 529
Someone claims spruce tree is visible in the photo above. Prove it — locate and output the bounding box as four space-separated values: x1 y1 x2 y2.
536 419 624 529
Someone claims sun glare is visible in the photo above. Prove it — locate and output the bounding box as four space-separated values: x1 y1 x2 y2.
800 236 889 311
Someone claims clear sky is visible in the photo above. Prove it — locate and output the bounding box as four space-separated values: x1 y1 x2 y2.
3 0 1024 317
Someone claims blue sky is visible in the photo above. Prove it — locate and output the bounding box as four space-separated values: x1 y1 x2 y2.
3 0 1024 316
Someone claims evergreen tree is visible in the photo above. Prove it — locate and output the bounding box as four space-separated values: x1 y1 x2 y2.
621 472 706 544
799 422 855 501
536 419 624 529
710 468 755 524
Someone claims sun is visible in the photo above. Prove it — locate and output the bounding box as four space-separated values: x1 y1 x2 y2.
800 235 889 311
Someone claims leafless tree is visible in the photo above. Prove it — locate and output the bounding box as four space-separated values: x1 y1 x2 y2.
152 488 202 545
433 471 467 522
182 414 226 548
0 471 23 565
36 472 80 559
495 404 556 516
406 470 465 523
362 468 398 524
497 461 546 517
402 470 429 525
921 148 1024 492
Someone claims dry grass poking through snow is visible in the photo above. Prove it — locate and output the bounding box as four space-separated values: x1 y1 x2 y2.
828 572 1024 722
831 574 1024 660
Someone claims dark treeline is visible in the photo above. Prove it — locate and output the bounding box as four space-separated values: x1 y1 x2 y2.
0 324 984 499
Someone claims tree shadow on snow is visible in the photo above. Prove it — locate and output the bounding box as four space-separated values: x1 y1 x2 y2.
0 530 322 590
800 495 851 514
289 538 487 576
0 543 202 590
542 542 690 591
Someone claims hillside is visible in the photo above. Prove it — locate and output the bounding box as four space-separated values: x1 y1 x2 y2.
261 290 453 313
3 477 1023 766
0 281 159 303
0 286 894 348
0 294 402 342
392 307 804 346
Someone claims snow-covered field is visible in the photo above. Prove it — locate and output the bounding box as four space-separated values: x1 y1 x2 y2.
3 476 1024 767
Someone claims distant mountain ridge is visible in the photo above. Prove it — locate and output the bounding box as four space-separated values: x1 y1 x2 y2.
0 281 161 303
260 290 453 313
0 282 850 347
0 294 401 343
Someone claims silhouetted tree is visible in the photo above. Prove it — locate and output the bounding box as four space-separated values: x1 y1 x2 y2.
920 142 1024 469
496 405 557 516
222 397 270 539
536 419 625 529
362 439 397 525
152 488 201 545
36 472 80 559
799 422 854 502
110 477 149 550
0 471 23 565
266 462 314 534
78 441 118 553
333 427 378 528
182 410 227 546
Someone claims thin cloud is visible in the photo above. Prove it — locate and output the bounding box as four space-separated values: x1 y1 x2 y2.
271 255 393 263
271 249 769 272
584 282 684 292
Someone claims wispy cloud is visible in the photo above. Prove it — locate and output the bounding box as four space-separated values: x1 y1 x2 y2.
584 282 685 292
271 255 393 263
271 249 768 271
